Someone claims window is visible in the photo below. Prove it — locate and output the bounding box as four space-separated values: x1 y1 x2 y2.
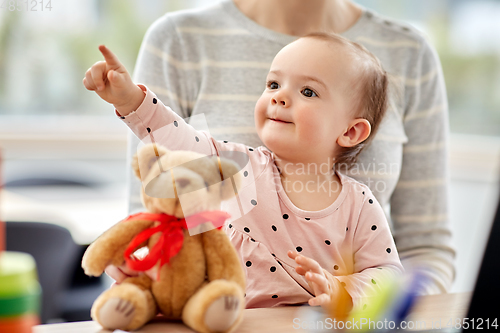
0 0 212 118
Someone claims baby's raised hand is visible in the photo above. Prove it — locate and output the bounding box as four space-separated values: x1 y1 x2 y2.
83 45 144 116
288 250 333 307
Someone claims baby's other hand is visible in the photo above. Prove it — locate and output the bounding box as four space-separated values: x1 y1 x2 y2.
105 263 139 285
287 250 332 308
105 263 158 286
83 45 144 116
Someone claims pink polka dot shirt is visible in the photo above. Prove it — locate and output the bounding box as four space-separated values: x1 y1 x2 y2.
119 85 405 310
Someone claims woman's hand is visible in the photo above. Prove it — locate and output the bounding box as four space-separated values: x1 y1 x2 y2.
83 45 144 116
288 250 333 307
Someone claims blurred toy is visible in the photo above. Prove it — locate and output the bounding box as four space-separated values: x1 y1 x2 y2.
0 147 3 254
82 143 246 332
0 251 41 333
0 147 41 333
335 270 425 332
295 270 426 333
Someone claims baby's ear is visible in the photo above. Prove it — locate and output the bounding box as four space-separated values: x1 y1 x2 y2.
217 157 242 200
132 143 168 181
337 119 371 148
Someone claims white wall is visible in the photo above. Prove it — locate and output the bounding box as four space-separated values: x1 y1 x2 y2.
448 134 500 292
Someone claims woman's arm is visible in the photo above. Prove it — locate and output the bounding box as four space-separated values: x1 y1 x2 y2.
391 39 456 294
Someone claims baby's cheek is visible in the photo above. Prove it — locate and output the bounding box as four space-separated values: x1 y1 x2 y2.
295 111 321 143
254 96 268 128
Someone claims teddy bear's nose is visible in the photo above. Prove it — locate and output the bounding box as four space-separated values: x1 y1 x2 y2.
176 178 191 188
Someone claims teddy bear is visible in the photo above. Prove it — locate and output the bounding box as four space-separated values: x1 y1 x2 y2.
81 143 246 333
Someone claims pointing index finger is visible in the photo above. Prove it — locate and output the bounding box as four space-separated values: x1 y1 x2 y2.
99 44 122 68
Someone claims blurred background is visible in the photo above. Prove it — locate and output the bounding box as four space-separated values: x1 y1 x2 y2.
1 0 499 323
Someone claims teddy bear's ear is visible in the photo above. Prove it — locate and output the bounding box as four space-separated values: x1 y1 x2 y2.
217 157 242 200
132 143 168 181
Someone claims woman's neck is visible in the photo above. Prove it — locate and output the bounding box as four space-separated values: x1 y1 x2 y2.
232 0 362 36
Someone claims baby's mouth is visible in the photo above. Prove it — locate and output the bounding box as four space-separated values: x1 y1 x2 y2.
270 117 292 124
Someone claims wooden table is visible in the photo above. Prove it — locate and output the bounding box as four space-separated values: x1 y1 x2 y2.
33 292 471 332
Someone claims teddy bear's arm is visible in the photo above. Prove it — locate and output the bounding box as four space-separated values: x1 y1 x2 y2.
202 229 246 290
82 219 155 277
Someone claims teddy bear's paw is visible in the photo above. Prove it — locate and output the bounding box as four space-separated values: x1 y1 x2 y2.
204 295 240 332
98 297 135 330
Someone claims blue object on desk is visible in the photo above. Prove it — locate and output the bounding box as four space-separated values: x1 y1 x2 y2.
391 270 426 324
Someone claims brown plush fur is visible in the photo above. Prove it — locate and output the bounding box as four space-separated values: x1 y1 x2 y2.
90 277 157 331
82 144 246 332
182 280 245 333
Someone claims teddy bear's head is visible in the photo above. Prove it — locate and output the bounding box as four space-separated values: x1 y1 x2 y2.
132 144 242 219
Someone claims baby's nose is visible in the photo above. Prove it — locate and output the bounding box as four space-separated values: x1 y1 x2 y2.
271 97 286 106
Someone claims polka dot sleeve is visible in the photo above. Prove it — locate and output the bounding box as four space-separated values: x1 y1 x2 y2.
334 189 405 311
117 84 217 157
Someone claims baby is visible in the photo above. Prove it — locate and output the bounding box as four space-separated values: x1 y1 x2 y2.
84 32 404 313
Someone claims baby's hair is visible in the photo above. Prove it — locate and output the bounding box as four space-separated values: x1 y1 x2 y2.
302 32 389 168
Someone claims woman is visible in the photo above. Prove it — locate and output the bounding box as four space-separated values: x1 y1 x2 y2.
121 0 454 295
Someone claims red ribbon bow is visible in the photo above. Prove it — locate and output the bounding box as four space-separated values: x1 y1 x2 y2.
123 211 230 274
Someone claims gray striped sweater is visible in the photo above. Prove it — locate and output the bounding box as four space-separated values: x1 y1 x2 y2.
127 0 455 294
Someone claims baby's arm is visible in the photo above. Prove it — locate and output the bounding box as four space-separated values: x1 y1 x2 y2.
337 189 404 311
83 45 145 116
83 45 219 157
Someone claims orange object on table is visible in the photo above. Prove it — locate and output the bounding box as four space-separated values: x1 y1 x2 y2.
0 314 39 333
0 148 41 331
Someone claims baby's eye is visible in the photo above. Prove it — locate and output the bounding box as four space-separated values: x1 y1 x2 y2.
267 81 280 90
301 88 317 98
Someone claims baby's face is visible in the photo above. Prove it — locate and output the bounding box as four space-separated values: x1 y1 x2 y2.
255 37 358 164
